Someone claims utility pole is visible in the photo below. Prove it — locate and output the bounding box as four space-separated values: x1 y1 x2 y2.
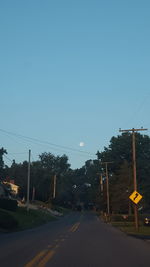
27 149 31 211
53 174 57 199
32 187 35 202
101 161 113 216
119 128 147 230
100 174 103 195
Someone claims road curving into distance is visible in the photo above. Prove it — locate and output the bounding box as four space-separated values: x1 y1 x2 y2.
0 211 150 267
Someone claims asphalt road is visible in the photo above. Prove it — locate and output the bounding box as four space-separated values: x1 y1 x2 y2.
0 211 150 267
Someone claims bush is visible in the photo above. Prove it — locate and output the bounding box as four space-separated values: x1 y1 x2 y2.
0 209 18 230
0 199 18 211
110 214 135 222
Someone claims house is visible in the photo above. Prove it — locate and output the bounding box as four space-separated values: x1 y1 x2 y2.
3 181 19 197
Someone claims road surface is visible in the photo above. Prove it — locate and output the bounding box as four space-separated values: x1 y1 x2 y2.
0 211 150 267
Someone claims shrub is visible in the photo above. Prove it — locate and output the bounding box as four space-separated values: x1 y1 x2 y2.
0 209 18 230
110 214 135 222
0 199 18 211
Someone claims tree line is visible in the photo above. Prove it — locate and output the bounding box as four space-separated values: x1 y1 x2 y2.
0 132 150 213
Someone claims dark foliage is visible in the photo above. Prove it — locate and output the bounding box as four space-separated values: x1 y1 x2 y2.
0 199 18 212
0 209 18 229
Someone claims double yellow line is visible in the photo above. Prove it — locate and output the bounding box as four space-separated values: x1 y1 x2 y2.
25 244 59 267
25 222 81 267
69 222 80 233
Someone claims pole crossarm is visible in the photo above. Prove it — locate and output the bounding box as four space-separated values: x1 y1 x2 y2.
100 161 113 165
119 128 148 133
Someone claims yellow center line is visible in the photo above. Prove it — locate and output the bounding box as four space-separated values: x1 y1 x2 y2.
69 222 80 233
37 250 55 267
24 249 48 267
69 224 75 232
25 241 61 267
72 222 80 232
71 223 77 232
25 219 82 267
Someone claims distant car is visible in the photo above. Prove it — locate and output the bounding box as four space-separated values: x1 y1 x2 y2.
144 217 150 225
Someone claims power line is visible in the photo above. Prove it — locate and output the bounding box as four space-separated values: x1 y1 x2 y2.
125 93 150 126
8 152 28 155
4 154 13 163
0 128 95 156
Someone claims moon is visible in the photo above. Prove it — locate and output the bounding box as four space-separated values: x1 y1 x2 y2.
79 142 85 147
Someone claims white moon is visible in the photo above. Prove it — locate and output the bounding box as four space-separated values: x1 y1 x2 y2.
79 142 85 147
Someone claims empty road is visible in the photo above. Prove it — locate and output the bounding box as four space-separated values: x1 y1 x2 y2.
0 211 150 267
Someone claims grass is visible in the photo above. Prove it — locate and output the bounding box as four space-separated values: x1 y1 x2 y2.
53 206 71 215
31 201 71 216
15 207 56 230
111 220 150 236
0 207 56 232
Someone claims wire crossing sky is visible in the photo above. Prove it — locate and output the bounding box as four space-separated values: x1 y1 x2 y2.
0 0 150 168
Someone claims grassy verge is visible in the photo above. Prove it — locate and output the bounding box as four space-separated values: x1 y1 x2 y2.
14 207 57 230
111 220 150 236
31 201 71 216
99 213 150 237
0 207 56 232
53 206 71 215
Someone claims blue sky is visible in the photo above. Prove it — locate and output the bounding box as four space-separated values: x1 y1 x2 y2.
0 0 150 169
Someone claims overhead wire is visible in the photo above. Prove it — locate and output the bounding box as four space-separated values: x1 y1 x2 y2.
8 152 28 155
0 130 30 147
4 154 13 163
125 93 150 127
0 128 95 156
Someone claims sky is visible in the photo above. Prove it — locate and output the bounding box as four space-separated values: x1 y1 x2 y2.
0 0 150 169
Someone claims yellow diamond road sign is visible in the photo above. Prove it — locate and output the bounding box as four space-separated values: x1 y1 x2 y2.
129 191 143 204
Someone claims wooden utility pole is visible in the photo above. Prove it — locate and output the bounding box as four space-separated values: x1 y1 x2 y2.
101 162 113 216
119 128 147 230
53 174 57 199
32 187 35 202
100 174 103 195
27 149 31 211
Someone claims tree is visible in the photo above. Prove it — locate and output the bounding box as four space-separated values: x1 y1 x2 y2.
110 160 132 213
32 153 71 202
97 133 132 172
4 132 150 211
97 133 150 211
0 147 7 180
